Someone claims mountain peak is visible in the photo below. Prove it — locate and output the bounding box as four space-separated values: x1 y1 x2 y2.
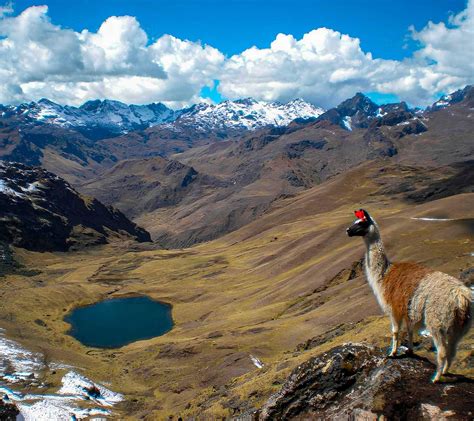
37 98 59 106
316 93 380 130
338 93 378 114
168 97 325 131
429 85 474 111
233 97 258 106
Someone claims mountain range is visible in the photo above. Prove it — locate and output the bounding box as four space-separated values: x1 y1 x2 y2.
1 86 473 248
1 96 324 139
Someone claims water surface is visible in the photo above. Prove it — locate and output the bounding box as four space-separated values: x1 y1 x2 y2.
65 296 173 348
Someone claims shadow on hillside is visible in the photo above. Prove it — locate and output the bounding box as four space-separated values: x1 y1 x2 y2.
403 160 474 203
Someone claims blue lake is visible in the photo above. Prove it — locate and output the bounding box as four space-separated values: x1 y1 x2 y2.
65 296 173 348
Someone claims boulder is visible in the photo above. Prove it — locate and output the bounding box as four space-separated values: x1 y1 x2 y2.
259 343 474 420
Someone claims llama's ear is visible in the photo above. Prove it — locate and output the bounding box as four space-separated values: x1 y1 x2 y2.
361 209 372 221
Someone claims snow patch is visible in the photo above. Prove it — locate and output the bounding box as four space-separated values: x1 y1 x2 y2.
0 329 122 420
250 355 264 369
410 217 454 222
0 179 24 198
58 371 123 406
0 328 43 382
18 399 111 421
342 116 352 131
419 329 431 338
375 108 387 118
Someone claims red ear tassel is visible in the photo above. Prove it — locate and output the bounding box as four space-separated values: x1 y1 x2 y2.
354 210 366 220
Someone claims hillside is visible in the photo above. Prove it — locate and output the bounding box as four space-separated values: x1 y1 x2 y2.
80 87 474 248
0 161 150 252
79 156 226 219
0 157 472 418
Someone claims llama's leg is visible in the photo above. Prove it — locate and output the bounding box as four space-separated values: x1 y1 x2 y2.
442 353 451 375
443 338 458 375
406 322 414 356
389 317 401 357
432 333 447 383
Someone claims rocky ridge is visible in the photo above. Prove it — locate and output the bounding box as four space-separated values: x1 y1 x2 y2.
0 161 150 251
259 343 474 420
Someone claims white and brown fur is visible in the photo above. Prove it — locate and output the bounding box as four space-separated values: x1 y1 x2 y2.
347 209 472 382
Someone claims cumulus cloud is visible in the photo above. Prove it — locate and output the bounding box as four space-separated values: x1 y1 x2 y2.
0 5 224 107
219 0 474 107
0 1 472 108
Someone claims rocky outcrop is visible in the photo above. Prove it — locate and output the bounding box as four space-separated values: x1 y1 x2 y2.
0 398 19 421
259 344 474 420
315 93 379 129
428 85 474 112
0 161 151 251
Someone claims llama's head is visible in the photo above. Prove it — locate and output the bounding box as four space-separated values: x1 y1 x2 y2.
346 209 374 237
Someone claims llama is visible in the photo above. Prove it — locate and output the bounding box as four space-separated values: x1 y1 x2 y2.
346 209 472 382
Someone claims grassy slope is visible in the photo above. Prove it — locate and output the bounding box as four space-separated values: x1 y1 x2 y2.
1 160 473 419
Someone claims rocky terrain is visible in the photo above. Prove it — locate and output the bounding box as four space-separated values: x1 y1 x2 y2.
2 88 472 248
79 156 226 220
0 161 150 252
0 399 18 420
259 344 474 420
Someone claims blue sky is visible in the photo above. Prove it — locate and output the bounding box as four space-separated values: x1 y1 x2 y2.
0 1 472 107
12 0 466 59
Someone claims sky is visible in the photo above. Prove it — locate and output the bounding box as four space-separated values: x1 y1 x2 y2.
0 0 473 108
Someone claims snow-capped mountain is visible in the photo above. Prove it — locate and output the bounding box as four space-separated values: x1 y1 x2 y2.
427 85 473 112
314 93 422 131
1 98 179 138
0 97 324 138
170 98 325 132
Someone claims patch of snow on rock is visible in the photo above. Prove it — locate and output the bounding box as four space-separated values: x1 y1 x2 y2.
0 329 122 419
419 329 431 338
342 116 352 131
250 355 264 369
0 179 24 198
58 371 123 406
0 328 43 382
375 108 386 118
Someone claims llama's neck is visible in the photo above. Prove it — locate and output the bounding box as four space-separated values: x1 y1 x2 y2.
363 228 390 287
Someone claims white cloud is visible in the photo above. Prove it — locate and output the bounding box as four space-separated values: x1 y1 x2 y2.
0 1 472 108
219 0 474 107
0 5 224 107
219 28 377 107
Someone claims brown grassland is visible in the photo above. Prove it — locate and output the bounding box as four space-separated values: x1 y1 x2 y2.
1 160 473 419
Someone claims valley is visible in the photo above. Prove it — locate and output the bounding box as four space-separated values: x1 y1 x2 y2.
1 159 473 418
0 87 473 419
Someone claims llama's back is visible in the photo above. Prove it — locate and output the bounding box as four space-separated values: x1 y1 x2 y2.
409 272 472 341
